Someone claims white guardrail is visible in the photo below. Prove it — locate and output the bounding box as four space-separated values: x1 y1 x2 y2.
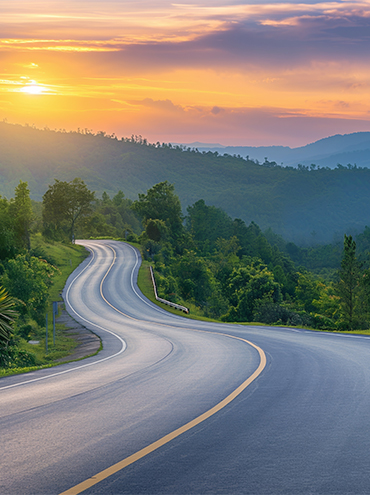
149 266 189 314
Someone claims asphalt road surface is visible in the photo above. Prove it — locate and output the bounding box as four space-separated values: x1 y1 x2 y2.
2 240 370 495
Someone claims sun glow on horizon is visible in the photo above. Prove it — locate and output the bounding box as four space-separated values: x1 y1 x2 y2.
20 81 49 95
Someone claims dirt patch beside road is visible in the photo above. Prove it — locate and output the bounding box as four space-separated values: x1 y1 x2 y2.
54 310 101 362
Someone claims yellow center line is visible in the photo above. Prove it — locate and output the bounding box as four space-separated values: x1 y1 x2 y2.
59 242 267 495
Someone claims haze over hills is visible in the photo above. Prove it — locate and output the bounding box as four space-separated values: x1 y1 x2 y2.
1 121 370 245
189 132 370 169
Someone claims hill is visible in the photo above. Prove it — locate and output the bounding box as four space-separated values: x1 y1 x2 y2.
1 122 370 244
194 132 370 168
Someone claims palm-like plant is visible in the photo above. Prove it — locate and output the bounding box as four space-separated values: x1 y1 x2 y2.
0 286 17 347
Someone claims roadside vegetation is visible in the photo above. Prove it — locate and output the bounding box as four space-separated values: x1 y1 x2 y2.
2 174 370 375
132 182 370 332
0 231 89 377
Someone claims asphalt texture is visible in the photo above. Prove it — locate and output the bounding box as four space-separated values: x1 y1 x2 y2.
2 240 370 495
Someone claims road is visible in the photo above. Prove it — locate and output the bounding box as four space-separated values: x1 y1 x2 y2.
2 240 370 495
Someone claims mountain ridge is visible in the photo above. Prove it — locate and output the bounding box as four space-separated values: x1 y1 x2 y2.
191 131 370 168
1 122 370 245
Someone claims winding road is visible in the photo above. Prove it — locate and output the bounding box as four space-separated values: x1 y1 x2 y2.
2 240 370 495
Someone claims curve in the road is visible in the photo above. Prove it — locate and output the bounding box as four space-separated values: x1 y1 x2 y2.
0 241 128 392
4 240 370 494
59 241 267 495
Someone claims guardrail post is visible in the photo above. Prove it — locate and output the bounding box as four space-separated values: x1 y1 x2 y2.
53 301 58 346
45 313 48 354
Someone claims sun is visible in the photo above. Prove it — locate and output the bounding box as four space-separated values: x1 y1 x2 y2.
20 83 47 95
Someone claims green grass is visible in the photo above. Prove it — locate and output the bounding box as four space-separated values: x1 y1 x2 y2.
34 233 91 362
32 233 89 304
137 260 157 306
0 363 55 378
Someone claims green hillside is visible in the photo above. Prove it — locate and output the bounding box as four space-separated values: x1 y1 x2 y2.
0 122 370 244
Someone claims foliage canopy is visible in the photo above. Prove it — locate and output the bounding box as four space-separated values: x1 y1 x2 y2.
43 178 95 241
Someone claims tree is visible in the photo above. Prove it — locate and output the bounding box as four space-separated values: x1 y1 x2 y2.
145 218 168 242
222 263 281 322
173 251 215 305
0 286 17 348
336 235 362 330
0 196 16 260
9 181 33 250
186 200 233 253
132 181 183 240
43 178 95 241
171 250 225 316
295 272 322 313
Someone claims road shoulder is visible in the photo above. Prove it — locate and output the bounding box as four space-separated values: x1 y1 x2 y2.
55 310 101 362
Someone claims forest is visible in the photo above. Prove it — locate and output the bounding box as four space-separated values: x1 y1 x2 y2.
1 178 370 371
1 122 370 244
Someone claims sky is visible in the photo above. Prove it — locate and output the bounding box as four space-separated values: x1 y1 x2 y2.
1 0 370 146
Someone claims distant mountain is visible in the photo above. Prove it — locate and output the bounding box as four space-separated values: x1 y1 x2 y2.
1 122 370 245
193 132 370 168
172 141 226 149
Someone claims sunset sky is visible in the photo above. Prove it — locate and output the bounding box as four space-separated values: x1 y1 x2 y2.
1 0 370 146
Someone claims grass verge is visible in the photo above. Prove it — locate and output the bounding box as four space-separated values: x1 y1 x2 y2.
0 234 91 377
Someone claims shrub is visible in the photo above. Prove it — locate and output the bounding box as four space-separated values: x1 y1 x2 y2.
0 338 36 368
254 303 313 327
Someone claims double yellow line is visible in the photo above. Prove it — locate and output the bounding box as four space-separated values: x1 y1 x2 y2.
60 242 267 495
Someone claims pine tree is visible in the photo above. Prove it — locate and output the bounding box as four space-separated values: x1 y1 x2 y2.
337 235 361 330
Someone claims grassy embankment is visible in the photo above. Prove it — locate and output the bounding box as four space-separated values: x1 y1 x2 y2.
0 234 95 377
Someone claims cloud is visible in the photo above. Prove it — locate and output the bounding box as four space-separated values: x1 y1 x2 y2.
2 2 370 70
211 106 224 114
128 98 183 112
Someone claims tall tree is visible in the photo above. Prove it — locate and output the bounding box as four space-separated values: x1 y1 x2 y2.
186 199 233 253
9 181 33 251
336 235 361 330
0 196 16 260
132 181 183 240
43 178 95 241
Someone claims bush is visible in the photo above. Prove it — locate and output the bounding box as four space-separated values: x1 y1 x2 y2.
16 321 39 341
310 313 337 330
0 338 36 368
155 272 179 302
30 245 57 265
2 254 57 324
254 303 313 327
126 232 138 243
17 324 33 340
